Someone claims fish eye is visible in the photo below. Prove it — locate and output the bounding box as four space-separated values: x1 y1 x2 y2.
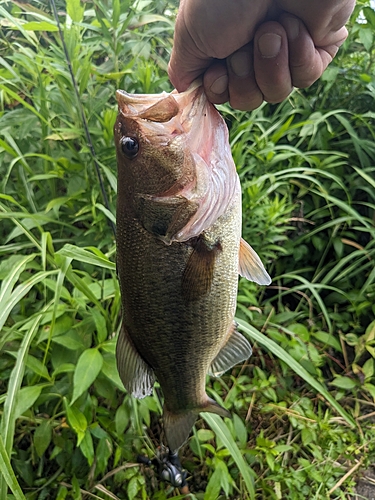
120 136 139 159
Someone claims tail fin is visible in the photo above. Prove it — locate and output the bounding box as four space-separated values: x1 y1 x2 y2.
163 399 231 452
163 409 198 453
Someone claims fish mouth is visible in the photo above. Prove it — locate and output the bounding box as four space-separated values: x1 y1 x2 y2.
116 79 202 106
116 89 170 111
116 79 205 126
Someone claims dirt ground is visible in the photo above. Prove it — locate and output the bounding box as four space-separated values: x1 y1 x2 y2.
353 469 375 500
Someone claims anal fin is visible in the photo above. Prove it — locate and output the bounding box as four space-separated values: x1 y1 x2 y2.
239 237 272 285
209 322 253 377
116 324 155 399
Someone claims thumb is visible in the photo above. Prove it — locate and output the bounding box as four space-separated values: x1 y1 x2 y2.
168 48 209 92
168 10 212 91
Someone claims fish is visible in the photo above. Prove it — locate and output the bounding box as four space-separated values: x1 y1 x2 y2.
114 81 271 453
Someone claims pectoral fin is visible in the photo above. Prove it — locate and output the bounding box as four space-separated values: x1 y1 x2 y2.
116 325 155 399
209 322 253 377
239 238 272 285
182 236 221 301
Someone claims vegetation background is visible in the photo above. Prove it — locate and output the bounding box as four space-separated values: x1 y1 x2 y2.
0 0 375 498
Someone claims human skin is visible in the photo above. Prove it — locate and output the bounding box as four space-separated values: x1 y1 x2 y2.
168 0 356 110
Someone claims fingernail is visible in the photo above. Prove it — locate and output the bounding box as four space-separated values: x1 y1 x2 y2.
258 33 282 58
283 17 299 41
230 51 251 77
209 75 228 95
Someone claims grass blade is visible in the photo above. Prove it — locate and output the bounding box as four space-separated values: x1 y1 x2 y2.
57 244 116 270
0 311 46 496
236 318 355 428
0 270 57 331
201 413 255 499
0 434 26 500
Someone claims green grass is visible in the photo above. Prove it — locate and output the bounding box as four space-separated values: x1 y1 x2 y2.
0 0 375 498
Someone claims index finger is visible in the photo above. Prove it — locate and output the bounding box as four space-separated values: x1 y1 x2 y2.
168 14 212 91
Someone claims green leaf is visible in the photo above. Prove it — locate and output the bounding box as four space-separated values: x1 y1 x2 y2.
52 330 85 351
95 203 116 225
91 307 107 343
79 429 94 466
311 331 342 352
0 309 44 498
233 413 248 447
52 363 75 377
202 413 255 499
56 486 68 500
96 437 113 474
330 376 357 390
0 434 26 500
57 244 116 270
0 270 57 331
34 420 52 457
112 0 120 27
66 0 84 23
237 319 355 428
45 131 81 141
0 254 35 307
65 401 87 446
363 359 374 380
196 429 215 442
101 352 125 391
115 404 130 436
364 383 375 399
288 323 309 342
204 466 222 500
23 21 58 31
72 476 82 500
128 476 140 500
71 348 103 404
301 427 315 446
359 26 373 51
26 354 51 380
0 84 47 123
14 385 44 419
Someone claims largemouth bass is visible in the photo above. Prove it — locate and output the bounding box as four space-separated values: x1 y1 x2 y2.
114 81 271 453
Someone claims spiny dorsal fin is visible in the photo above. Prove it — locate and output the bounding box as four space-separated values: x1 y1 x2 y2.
209 322 252 377
182 237 221 301
116 325 155 399
239 238 272 285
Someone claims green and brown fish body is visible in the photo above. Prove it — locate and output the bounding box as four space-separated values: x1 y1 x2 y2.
114 82 271 452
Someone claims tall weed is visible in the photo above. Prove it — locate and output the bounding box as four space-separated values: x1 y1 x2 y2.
0 0 374 498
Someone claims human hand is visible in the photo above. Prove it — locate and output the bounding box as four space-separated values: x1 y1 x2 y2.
168 0 356 110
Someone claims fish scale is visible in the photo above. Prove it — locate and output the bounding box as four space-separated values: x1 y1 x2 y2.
117 209 239 400
114 82 271 453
